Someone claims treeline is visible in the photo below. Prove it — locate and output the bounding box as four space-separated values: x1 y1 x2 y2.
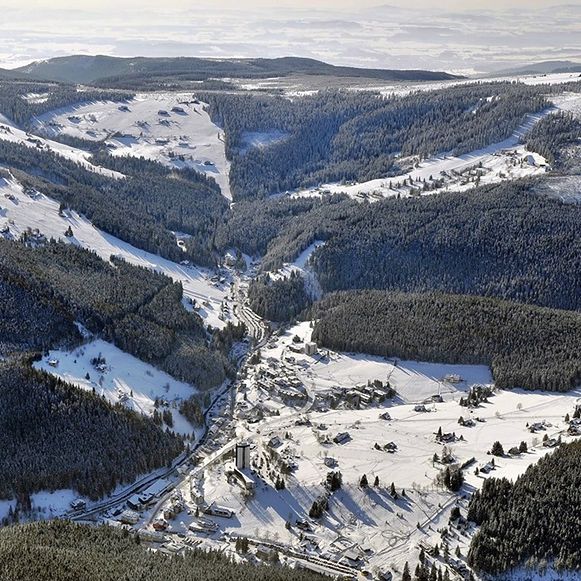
468 440 581 574
0 240 229 389
0 139 226 266
0 359 183 500
311 181 581 312
311 291 581 391
0 520 326 581
202 83 548 198
0 80 130 127
526 111 581 169
248 272 310 322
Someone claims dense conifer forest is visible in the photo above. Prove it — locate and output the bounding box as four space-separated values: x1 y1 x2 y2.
0 140 226 266
215 195 359 271
310 181 581 311
468 440 581 574
311 291 581 391
525 110 581 170
0 80 130 126
218 180 581 314
248 272 310 321
0 359 183 500
202 83 549 198
0 240 229 389
0 277 79 355
0 520 326 581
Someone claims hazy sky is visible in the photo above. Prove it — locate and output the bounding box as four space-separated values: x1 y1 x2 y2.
3 0 567 7
1 1 580 73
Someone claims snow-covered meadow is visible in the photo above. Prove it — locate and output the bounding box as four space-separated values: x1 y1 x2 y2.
194 320 581 573
34 339 201 437
33 93 232 199
0 113 122 179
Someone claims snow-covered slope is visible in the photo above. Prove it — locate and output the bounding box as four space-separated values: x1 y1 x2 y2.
289 93 581 202
0 114 123 179
34 339 200 437
0 175 231 329
272 241 325 300
290 110 553 201
32 93 231 199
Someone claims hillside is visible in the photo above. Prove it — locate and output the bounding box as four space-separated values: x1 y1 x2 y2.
201 83 548 199
493 60 581 77
311 291 581 392
310 181 581 312
0 359 183 500
468 440 581 574
14 55 460 86
0 520 326 581
0 240 229 390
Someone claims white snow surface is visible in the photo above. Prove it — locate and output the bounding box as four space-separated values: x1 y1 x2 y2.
289 110 554 202
0 114 123 179
273 241 325 299
34 339 199 436
0 489 80 522
33 93 232 199
203 321 581 574
287 93 581 202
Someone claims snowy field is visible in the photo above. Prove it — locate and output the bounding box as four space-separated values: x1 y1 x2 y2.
553 91 581 118
236 71 581 98
260 322 490 404
33 93 232 199
0 114 122 179
0 489 79 523
0 175 232 330
34 339 201 437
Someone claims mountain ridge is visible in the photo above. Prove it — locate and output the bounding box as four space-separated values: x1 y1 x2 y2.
14 54 462 85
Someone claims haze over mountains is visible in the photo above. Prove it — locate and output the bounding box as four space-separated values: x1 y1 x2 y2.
0 1 579 74
13 55 460 86
1 1 581 579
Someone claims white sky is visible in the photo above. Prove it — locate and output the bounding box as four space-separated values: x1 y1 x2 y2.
3 0 565 7
0 1 579 74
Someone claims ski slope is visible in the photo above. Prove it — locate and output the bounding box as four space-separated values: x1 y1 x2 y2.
33 93 232 199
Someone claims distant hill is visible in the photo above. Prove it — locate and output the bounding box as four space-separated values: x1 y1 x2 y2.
0 67 29 80
492 60 581 77
15 55 461 86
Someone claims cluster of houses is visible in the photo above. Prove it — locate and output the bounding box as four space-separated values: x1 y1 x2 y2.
314 381 395 411
251 359 308 404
